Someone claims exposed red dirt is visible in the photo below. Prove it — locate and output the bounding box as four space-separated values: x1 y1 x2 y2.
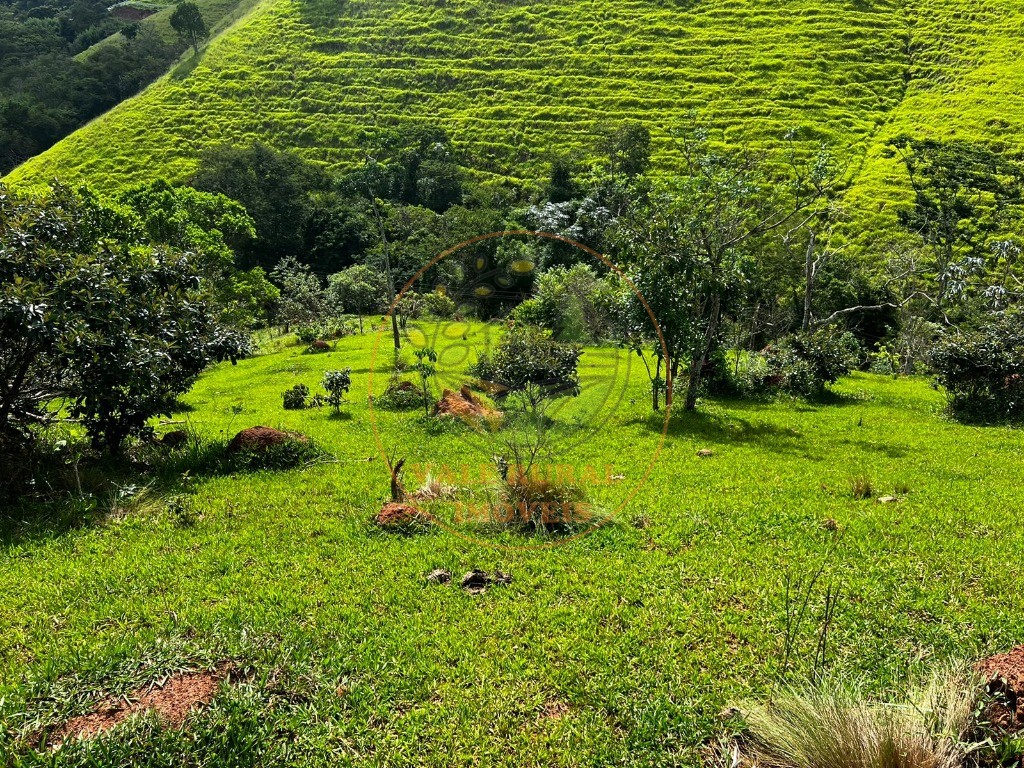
227 426 306 454
978 645 1024 729
47 662 234 748
375 502 428 528
434 386 501 424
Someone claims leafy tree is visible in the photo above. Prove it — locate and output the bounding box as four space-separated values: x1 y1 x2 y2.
0 183 244 452
598 121 651 179
327 264 386 332
191 143 329 270
613 130 833 410
117 179 278 326
271 256 326 329
890 137 1024 316
322 369 352 412
170 1 207 55
511 264 617 343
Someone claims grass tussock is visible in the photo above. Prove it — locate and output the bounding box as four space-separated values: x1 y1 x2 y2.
741 664 981 768
850 476 874 500
495 466 591 532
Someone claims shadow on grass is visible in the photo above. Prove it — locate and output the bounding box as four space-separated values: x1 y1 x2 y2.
632 408 814 457
1 437 326 548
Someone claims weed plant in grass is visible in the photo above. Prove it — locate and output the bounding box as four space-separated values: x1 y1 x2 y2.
1 321 1024 766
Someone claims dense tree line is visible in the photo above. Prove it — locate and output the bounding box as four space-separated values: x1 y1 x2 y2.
0 0 203 174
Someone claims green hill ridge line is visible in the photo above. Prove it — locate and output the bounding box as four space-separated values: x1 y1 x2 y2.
7 0 1024 240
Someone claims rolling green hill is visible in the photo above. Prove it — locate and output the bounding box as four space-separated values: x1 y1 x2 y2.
7 0 1024 243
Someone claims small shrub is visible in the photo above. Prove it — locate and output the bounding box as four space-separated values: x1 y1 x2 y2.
323 368 352 410
375 376 422 410
422 291 457 318
295 324 323 345
747 330 861 398
282 384 309 410
931 313 1024 423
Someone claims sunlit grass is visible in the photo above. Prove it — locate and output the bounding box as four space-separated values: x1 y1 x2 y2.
1 321 1023 765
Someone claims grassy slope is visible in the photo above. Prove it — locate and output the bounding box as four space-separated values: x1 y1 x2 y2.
7 0 913 191
10 0 1024 242
1 320 1022 765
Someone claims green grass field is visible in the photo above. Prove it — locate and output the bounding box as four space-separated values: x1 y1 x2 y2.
2 320 1022 765
8 0 1024 244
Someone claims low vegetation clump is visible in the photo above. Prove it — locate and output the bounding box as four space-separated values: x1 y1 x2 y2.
738 665 980 768
744 331 862 399
494 465 591 533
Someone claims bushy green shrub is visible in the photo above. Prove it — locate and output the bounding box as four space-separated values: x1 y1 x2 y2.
467 352 497 383
375 376 423 410
421 290 457 318
282 383 310 409
931 313 1024 422
295 324 323 345
489 324 581 396
747 330 860 397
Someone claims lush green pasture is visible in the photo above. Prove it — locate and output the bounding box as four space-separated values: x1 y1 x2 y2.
9 0 1024 240
1 320 1023 765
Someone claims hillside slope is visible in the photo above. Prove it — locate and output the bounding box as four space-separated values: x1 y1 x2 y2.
7 0 1024 243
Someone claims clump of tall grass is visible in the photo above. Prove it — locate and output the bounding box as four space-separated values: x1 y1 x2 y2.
740 663 981 768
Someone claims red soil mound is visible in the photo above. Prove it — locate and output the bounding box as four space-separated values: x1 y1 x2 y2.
375 502 428 528
434 386 501 424
227 426 306 454
48 662 234 748
978 645 1024 728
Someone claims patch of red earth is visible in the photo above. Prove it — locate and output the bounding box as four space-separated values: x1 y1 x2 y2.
434 386 501 424
375 502 428 528
978 645 1024 731
226 426 306 454
47 662 234 748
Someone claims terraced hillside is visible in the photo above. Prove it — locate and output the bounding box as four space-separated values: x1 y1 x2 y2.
7 0 1024 239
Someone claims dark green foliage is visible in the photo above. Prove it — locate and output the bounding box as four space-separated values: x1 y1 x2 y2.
282 383 309 410
327 264 386 318
0 2 185 174
169 1 207 54
598 121 651 179
931 313 1024 423
0 183 242 452
191 143 330 271
271 256 326 327
751 330 861 398
489 324 581 397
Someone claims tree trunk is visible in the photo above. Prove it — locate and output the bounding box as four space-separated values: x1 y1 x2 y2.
801 231 817 332
684 295 722 412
